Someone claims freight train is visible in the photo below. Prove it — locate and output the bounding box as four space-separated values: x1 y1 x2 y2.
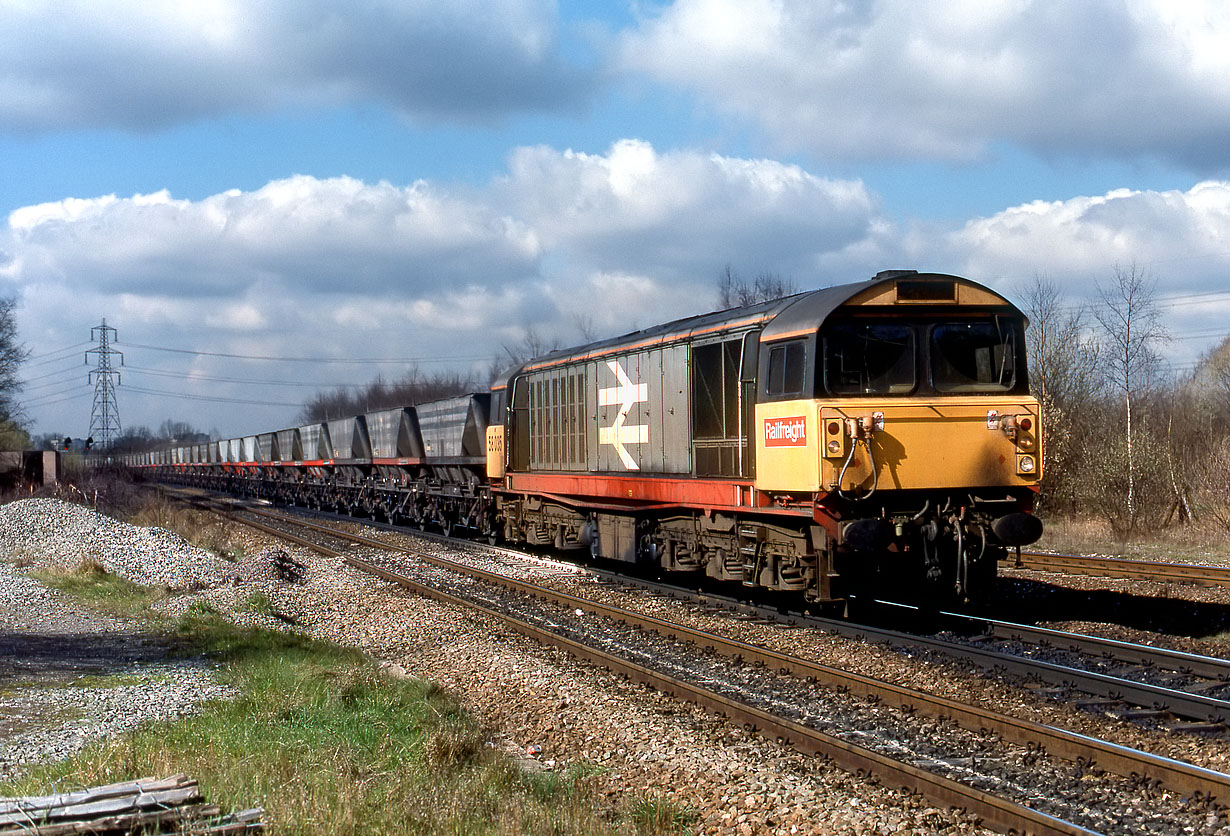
122 270 1043 607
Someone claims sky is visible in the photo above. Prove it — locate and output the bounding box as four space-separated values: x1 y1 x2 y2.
4 0 1230 442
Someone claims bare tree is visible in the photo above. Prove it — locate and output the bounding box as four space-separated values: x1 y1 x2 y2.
491 325 562 382
718 265 798 308
0 296 29 450
298 367 476 423
105 425 155 454
569 313 599 343
1196 336 1230 411
1023 275 1102 406
1091 263 1169 535
157 419 208 443
1020 274 1102 512
1170 336 1230 528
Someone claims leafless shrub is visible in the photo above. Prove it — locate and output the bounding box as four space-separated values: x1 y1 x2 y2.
1192 438 1230 533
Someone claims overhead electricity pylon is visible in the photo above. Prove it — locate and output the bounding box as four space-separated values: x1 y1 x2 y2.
85 319 123 451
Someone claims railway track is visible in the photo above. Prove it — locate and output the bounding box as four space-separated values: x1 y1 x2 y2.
959 618 1230 731
576 572 1230 731
1005 552 1230 589
177 488 1230 729
182 489 1230 731
168 490 1230 836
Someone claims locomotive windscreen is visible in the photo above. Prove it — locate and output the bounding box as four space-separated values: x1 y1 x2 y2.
821 315 1025 396
822 321 916 394
931 318 1018 392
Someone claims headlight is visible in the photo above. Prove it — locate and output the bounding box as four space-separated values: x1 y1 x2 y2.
1018 455 1036 473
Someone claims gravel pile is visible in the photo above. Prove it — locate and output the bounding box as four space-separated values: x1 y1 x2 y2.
0 498 228 590
0 498 237 783
0 560 115 634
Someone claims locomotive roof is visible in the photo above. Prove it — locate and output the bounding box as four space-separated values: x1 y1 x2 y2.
760 270 1024 343
506 270 1023 380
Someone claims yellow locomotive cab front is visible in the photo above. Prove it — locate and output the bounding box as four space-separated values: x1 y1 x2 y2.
756 396 1041 493
751 271 1044 605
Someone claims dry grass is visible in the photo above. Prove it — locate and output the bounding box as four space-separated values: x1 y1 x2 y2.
112 489 242 561
1035 514 1230 565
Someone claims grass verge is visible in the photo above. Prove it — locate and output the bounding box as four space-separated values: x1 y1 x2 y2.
5 563 697 836
33 558 166 618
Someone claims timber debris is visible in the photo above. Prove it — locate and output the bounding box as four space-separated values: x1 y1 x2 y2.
0 774 262 834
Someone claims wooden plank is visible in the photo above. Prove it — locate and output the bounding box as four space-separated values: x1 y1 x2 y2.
0 776 188 816
0 776 261 836
52 785 200 819
0 804 222 835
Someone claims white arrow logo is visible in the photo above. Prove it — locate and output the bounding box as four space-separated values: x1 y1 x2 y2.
598 359 648 470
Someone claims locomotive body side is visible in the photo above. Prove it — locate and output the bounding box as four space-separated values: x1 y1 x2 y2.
493 300 786 569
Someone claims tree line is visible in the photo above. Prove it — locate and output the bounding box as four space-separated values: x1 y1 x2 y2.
1023 265 1230 537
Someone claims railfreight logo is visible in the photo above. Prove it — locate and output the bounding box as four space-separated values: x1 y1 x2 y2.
598 359 648 469
764 416 807 447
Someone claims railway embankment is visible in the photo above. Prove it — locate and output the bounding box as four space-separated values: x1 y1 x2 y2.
3 496 996 835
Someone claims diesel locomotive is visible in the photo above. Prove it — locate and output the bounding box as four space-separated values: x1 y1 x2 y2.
124 270 1043 607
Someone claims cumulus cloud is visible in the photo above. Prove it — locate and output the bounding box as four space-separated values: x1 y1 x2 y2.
497 139 878 278
0 0 590 132
942 182 1230 283
5 141 884 435
928 182 1230 374
4 176 542 297
4 141 882 312
619 0 1230 169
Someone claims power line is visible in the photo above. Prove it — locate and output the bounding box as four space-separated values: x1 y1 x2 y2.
122 384 303 408
25 341 92 362
22 382 87 403
23 390 92 409
118 341 488 365
24 344 94 369
20 366 85 389
124 365 365 389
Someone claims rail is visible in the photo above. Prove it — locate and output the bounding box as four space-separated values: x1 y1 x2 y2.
1005 552 1230 588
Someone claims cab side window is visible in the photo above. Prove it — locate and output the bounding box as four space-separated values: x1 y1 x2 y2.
765 340 806 397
